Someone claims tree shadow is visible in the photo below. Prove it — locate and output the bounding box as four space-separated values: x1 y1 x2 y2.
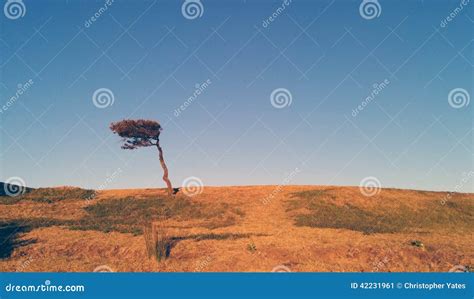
162 233 267 259
0 221 36 259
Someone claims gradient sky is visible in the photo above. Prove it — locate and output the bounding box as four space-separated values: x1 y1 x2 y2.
0 0 473 192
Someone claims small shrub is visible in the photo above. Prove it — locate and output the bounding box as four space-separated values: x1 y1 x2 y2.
144 222 172 262
247 241 257 253
410 240 424 248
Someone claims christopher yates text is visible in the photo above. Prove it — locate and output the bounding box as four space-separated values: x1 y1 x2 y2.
403 282 466 290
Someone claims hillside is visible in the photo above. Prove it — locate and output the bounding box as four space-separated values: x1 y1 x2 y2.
0 182 33 197
0 186 472 272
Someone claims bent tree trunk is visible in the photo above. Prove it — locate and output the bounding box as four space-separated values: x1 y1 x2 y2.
156 142 173 196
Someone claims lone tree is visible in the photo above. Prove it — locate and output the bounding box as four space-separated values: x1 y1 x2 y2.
110 119 173 196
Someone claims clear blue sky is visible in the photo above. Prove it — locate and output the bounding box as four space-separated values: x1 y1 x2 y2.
1 0 472 192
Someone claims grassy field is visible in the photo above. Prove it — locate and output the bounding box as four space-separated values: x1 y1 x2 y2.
0 185 472 272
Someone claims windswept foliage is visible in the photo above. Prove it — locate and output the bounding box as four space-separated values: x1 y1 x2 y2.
110 119 162 149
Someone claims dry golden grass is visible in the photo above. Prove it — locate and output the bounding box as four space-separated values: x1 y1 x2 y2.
0 185 472 272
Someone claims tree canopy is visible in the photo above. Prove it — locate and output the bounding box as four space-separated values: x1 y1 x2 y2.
110 119 162 150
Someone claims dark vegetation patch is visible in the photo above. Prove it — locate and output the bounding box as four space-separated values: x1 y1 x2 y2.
69 195 243 234
1 194 245 240
0 218 75 258
0 187 95 205
0 221 37 259
70 196 200 235
287 190 473 234
0 182 34 197
0 196 23 205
